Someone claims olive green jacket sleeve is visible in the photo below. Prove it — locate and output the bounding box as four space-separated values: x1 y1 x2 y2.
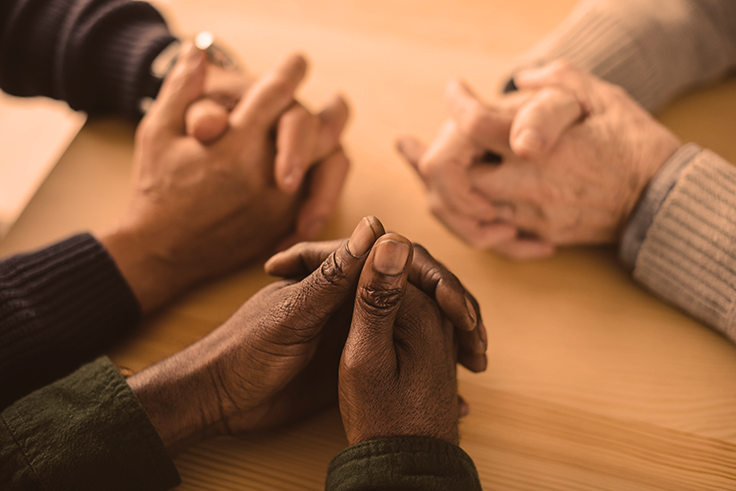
0 357 180 491
1 357 482 490
325 436 482 491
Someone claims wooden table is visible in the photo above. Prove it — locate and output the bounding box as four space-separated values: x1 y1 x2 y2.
2 0 735 489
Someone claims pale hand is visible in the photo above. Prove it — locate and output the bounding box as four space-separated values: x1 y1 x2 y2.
186 49 351 246
398 61 681 258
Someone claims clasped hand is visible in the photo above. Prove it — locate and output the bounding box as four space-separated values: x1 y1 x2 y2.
128 216 486 452
102 42 350 313
398 60 681 259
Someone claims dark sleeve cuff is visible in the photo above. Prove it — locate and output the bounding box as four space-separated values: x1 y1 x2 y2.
0 233 142 408
0 0 176 119
65 2 178 118
0 357 180 491
326 436 482 491
619 143 702 271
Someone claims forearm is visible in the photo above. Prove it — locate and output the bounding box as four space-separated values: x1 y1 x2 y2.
0 234 141 408
0 0 177 118
511 0 736 111
99 227 199 315
126 340 227 455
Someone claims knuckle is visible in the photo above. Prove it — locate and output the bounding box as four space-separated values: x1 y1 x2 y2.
357 285 404 317
463 104 490 138
285 103 312 125
606 83 628 101
316 250 350 288
135 120 158 147
414 243 457 284
411 241 431 259
549 59 574 76
270 78 293 100
418 155 439 179
468 235 489 249
427 193 446 216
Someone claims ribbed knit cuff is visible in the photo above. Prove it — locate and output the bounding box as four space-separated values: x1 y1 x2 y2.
0 357 180 491
326 436 482 491
632 150 736 343
619 143 702 271
0 233 141 408
63 1 177 118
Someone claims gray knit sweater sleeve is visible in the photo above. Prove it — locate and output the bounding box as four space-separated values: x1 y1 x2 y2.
513 0 736 111
632 150 736 343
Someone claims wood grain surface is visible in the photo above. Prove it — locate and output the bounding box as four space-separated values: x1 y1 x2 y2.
1 0 735 489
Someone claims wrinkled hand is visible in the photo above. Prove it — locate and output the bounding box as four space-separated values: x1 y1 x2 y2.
338 233 460 445
398 61 681 258
127 216 385 453
265 224 487 374
185 46 350 246
101 43 306 313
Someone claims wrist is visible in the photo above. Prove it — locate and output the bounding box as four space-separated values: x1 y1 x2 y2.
619 128 682 233
126 349 226 455
99 224 196 314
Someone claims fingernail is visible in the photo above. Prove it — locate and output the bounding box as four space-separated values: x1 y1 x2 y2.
281 171 296 191
459 400 470 418
281 163 302 192
264 251 280 267
373 240 410 275
347 217 376 257
465 296 477 329
478 321 488 348
514 129 543 155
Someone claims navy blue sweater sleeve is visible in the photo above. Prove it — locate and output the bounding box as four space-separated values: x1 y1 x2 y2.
0 0 176 117
0 234 142 409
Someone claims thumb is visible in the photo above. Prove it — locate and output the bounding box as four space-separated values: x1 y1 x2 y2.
185 97 229 144
344 234 413 370
445 78 513 152
509 87 582 159
286 216 385 318
150 42 207 134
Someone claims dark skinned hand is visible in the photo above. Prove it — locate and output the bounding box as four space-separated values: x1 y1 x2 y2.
266 226 488 374
128 216 385 453
339 233 459 445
